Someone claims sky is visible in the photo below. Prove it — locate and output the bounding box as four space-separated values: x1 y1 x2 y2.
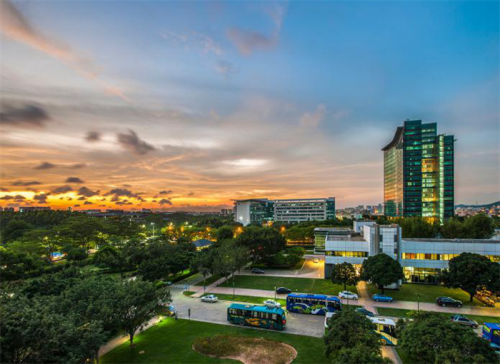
0 0 499 211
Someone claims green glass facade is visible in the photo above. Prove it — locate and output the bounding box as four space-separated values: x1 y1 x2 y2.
382 120 454 221
250 200 274 224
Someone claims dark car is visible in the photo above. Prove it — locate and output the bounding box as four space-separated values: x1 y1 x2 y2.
276 287 292 294
252 268 265 274
436 297 462 307
355 308 375 317
450 314 478 329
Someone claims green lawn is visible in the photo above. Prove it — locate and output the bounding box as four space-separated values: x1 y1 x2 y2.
367 284 487 307
194 274 224 287
100 318 328 364
219 275 357 295
376 307 500 326
200 293 287 307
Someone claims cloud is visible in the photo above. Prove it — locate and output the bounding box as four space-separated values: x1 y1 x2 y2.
33 193 49 203
12 180 41 186
215 60 234 77
226 2 287 55
158 199 172 205
77 186 99 197
78 196 86 201
51 185 73 194
0 0 128 102
115 201 133 205
0 188 10 192
300 104 327 128
117 129 156 155
65 177 85 183
34 162 56 170
104 188 139 198
83 201 92 205
0 102 51 128
159 190 174 195
85 131 101 142
187 192 195 196
68 163 87 169
162 31 223 56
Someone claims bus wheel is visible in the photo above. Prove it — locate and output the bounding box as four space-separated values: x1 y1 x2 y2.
381 339 387 346
239 320 244 326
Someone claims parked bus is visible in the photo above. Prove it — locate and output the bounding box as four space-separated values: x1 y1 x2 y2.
482 323 500 353
369 317 398 345
286 293 342 315
227 303 286 331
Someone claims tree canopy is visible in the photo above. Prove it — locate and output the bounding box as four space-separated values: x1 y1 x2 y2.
360 253 404 293
330 262 360 291
398 312 497 363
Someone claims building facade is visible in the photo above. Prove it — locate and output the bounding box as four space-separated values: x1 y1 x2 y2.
234 197 335 226
382 120 454 221
233 199 274 226
274 198 335 223
320 222 500 283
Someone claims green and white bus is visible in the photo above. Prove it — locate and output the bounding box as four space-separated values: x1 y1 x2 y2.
227 303 287 331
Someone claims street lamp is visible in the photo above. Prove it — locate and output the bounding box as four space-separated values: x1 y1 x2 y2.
417 294 420 312
151 222 155 237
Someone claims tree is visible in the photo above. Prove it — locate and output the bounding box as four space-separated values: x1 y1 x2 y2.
0 247 46 280
235 226 285 263
331 262 360 291
360 253 404 293
138 257 171 282
333 347 392 364
227 243 249 297
441 252 496 302
57 216 106 251
1 219 33 243
463 213 495 239
116 279 171 347
324 309 387 363
64 246 88 261
439 218 464 239
191 250 214 292
399 312 497 363
216 226 234 242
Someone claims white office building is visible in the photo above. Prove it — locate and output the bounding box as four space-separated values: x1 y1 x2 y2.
320 222 500 283
274 198 336 223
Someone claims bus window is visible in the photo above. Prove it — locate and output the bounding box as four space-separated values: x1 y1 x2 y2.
272 314 277 321
382 325 397 338
252 311 258 318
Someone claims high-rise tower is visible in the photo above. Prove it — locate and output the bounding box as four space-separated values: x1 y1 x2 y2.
382 120 454 221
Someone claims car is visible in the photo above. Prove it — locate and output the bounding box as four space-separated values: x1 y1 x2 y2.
164 305 177 316
436 297 462 307
355 307 375 317
263 299 281 308
372 294 393 302
201 295 218 303
450 314 478 329
276 287 292 294
324 311 339 328
339 291 359 300
252 268 265 274
313 258 320 263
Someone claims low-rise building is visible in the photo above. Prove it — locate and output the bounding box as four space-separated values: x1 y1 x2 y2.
320 222 500 283
274 198 335 223
233 199 274 226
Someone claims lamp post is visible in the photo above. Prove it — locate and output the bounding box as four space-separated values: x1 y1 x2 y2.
151 222 155 237
417 294 420 312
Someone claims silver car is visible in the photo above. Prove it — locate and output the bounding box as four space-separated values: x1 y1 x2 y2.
450 314 478 329
201 295 218 303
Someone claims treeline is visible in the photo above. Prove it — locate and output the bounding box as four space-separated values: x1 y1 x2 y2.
376 213 496 239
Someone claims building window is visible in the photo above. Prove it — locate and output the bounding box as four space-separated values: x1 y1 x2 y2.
328 251 368 258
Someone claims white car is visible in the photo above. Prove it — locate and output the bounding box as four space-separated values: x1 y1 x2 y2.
263 299 281 308
339 291 359 300
313 258 320 263
201 295 218 303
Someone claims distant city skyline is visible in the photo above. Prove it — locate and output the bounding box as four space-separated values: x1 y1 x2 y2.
1 0 498 211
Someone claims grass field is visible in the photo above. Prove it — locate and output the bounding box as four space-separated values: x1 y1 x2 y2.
218 275 356 295
200 293 287 307
367 283 486 307
194 274 223 287
376 307 500 325
100 318 328 364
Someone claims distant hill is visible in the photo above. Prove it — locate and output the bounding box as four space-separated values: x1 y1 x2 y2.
455 201 500 209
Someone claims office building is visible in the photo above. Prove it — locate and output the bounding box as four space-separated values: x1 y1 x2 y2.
234 197 336 226
274 198 335 223
234 199 274 226
382 119 454 221
320 222 500 283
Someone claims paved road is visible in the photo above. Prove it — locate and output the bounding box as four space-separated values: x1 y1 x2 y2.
239 255 325 279
172 285 326 338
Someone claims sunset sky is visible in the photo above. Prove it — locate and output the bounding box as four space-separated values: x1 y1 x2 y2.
1 0 499 211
